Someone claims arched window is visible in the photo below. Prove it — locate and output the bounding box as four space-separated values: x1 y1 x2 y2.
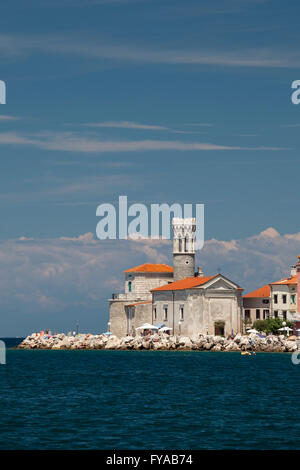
128 281 132 292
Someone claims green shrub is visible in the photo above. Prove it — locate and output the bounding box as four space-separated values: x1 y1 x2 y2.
252 318 293 334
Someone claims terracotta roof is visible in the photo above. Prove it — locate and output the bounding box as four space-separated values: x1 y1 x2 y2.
152 275 217 292
244 275 298 298
271 275 297 285
243 284 270 298
126 301 152 307
124 263 173 273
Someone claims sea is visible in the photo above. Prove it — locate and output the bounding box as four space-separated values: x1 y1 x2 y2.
0 347 299 450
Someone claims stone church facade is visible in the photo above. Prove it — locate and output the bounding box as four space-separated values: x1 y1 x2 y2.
109 264 173 338
109 218 243 338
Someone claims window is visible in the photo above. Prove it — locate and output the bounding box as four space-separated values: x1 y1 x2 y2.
282 295 287 304
262 299 269 304
163 305 168 321
274 310 278 318
282 311 287 320
291 294 296 304
256 309 260 320
245 310 250 320
263 310 269 319
128 281 132 292
274 294 278 304
153 306 157 321
180 305 184 321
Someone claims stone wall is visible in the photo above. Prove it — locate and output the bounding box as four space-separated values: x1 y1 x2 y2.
125 272 173 295
152 287 243 337
109 300 129 338
128 303 153 334
173 253 195 281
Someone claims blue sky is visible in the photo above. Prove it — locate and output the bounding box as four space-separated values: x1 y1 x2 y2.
1 0 300 335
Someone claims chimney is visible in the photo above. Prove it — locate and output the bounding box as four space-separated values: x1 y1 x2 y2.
291 265 297 277
196 266 204 277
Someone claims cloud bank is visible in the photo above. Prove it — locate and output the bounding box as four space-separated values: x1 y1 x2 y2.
0 132 288 153
2 227 300 336
0 33 299 69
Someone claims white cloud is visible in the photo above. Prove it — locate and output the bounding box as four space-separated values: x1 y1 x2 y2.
59 232 96 243
0 131 289 153
84 121 169 130
255 227 280 239
0 33 299 68
0 115 20 121
198 227 300 292
171 130 208 135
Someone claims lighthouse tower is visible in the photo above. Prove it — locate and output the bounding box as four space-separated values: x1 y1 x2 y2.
172 218 196 281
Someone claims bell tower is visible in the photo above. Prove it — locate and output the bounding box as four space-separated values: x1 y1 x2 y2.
172 218 196 281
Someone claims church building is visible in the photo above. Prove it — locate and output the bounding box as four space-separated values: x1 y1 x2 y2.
109 218 243 338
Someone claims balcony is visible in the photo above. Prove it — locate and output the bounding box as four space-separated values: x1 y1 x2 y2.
110 292 152 301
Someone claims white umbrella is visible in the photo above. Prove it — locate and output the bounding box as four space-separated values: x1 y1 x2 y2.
136 323 158 330
246 329 258 333
279 326 293 335
159 326 173 332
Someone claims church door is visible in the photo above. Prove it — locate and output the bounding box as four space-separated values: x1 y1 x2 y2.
214 321 225 336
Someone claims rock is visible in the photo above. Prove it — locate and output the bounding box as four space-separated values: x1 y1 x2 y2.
234 334 242 343
177 336 193 349
285 341 297 352
104 336 120 350
17 331 299 353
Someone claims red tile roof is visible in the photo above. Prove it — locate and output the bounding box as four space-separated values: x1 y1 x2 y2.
271 275 297 285
124 263 173 273
152 275 217 292
243 284 270 298
244 275 298 298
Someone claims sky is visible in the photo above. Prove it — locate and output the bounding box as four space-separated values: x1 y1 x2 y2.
1 0 300 336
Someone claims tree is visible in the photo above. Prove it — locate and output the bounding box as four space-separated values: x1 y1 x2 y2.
252 317 293 335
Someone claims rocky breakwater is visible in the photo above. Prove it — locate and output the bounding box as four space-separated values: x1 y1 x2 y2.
18 332 300 352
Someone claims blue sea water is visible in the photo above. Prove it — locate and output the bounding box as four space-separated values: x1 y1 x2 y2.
0 349 299 450
0 338 24 348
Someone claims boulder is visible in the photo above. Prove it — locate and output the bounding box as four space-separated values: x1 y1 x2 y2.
177 336 193 349
211 344 222 351
104 336 120 350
